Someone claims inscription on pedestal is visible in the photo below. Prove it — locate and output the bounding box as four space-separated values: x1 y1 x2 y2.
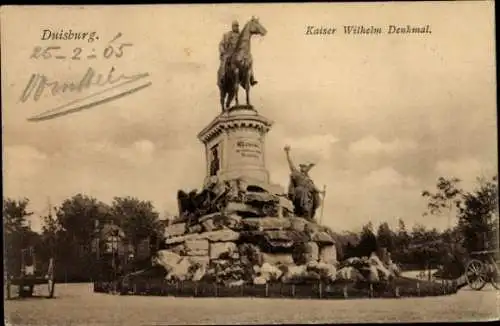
198 107 273 185
234 139 263 161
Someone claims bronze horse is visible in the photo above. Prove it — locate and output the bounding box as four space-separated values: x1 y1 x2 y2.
218 17 267 111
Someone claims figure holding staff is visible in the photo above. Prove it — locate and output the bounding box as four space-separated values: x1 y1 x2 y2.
284 145 325 221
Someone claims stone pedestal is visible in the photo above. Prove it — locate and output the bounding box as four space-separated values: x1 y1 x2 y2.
198 105 282 194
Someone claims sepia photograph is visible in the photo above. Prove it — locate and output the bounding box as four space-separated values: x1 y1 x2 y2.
1 2 498 324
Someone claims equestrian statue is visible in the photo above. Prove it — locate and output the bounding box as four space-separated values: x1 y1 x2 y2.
217 17 267 112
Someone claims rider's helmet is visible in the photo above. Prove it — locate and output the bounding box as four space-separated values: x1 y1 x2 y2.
231 20 239 32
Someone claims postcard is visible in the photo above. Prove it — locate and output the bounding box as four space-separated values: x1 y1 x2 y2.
2 2 498 324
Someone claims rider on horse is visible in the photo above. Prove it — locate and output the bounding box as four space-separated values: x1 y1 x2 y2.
218 20 258 86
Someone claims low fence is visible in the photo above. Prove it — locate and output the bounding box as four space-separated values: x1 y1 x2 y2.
94 278 458 300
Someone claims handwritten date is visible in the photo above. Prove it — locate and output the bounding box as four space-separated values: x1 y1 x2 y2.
30 33 132 60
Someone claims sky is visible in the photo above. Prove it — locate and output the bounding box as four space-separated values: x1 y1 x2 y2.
1 2 497 233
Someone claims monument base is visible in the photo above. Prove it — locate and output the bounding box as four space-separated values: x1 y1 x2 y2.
224 104 256 113
203 175 284 195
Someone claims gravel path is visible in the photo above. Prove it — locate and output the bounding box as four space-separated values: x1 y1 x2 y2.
4 283 499 325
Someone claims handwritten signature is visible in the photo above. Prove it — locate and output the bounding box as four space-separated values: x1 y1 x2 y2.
21 66 151 122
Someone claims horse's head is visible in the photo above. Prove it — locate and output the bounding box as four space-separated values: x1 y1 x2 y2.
248 16 267 37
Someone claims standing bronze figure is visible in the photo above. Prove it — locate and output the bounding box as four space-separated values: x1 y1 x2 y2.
284 145 324 220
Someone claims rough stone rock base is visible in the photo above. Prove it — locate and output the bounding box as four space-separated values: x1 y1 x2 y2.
210 242 238 260
261 252 294 266
184 239 209 256
319 245 337 265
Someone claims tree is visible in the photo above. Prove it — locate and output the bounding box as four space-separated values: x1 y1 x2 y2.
422 174 498 255
56 194 112 243
391 218 410 264
55 194 111 258
344 242 356 259
336 231 360 260
396 219 410 248
355 223 378 257
422 177 463 228
420 176 468 268
363 221 374 233
437 227 468 278
3 198 36 276
376 222 395 253
53 194 112 281
110 196 162 258
39 211 64 264
407 224 444 270
3 198 33 234
410 224 428 244
457 175 498 252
